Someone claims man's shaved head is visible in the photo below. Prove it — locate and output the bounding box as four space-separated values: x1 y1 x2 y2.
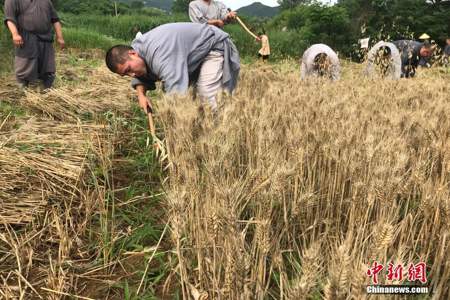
105 45 133 73
105 45 147 78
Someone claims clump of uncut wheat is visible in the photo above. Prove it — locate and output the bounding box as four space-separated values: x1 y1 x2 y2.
373 46 392 77
314 53 333 78
158 63 450 299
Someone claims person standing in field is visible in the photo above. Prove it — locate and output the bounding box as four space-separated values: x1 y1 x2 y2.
189 0 237 28
105 23 240 134
392 40 433 78
3 0 65 89
256 30 270 62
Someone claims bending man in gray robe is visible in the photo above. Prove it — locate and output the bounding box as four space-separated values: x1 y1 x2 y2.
105 23 240 132
4 0 65 89
189 0 237 28
392 40 433 78
300 44 341 81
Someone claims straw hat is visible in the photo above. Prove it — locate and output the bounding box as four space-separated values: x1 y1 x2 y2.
419 33 430 40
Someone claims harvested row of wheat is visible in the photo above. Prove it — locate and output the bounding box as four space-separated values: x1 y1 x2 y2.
0 72 130 298
1 67 134 122
0 118 114 224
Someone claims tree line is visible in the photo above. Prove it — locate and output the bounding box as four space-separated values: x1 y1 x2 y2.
272 0 449 55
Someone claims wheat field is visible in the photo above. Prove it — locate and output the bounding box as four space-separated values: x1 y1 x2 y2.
157 62 450 299
1 54 449 299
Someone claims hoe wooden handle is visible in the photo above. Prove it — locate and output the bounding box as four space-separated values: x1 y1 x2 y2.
228 8 259 40
236 16 259 40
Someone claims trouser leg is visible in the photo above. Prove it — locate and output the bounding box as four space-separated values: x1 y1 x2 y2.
38 41 56 89
41 73 55 89
196 51 224 112
14 56 37 87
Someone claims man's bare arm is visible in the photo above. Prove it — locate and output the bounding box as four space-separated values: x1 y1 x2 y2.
6 20 23 47
207 19 224 28
53 21 65 49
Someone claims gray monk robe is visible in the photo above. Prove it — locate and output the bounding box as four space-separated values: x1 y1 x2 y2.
130 23 240 108
189 0 229 24
3 0 59 87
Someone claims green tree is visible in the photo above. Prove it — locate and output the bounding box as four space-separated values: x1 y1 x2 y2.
130 0 144 10
277 0 312 10
57 0 115 15
172 0 190 13
338 0 450 44
271 3 352 54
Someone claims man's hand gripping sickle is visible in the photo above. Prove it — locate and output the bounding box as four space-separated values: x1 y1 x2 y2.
138 92 164 155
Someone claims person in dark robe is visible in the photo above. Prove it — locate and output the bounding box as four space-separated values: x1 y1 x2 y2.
4 0 65 89
392 40 433 78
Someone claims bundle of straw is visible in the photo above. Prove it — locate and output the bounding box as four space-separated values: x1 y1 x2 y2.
0 118 109 224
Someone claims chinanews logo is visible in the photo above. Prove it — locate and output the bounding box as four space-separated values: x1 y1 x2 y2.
365 261 429 295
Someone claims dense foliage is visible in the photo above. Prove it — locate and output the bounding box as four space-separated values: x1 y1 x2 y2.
172 0 190 13
49 0 450 54
271 0 449 56
336 0 450 43
270 3 353 55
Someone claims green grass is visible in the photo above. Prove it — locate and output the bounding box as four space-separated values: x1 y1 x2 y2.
61 13 308 60
0 101 25 118
62 27 126 50
0 26 14 73
61 13 188 41
84 101 170 298
0 12 310 73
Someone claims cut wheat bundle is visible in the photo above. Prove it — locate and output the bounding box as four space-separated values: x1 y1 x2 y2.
0 118 111 225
